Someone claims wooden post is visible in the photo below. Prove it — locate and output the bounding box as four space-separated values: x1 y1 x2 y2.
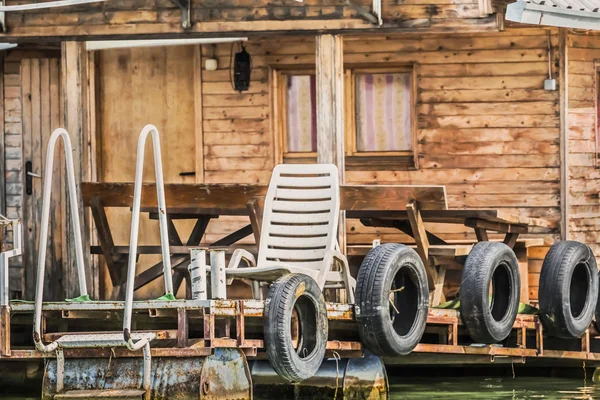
316 34 344 175
0 54 5 220
559 28 568 241
316 34 346 251
61 42 97 299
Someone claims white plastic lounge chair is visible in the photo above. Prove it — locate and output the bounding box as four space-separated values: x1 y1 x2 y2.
224 163 355 303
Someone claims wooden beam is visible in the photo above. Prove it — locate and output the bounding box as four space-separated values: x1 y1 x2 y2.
0 305 10 356
406 200 436 292
464 218 528 234
474 228 489 242
193 45 204 183
316 34 344 176
316 34 345 254
61 41 96 299
503 232 520 249
559 28 568 241
89 198 125 285
0 53 5 218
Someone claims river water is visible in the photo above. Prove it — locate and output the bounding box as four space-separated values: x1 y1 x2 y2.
3 376 599 399
390 376 599 399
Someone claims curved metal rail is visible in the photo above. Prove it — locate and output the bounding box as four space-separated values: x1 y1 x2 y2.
33 128 88 352
123 124 173 350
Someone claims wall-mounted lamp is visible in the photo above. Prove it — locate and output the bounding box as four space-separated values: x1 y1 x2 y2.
231 44 251 92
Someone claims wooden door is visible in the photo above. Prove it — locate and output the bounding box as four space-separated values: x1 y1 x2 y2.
21 58 63 300
96 46 198 299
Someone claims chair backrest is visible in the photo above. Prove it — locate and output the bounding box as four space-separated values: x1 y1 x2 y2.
257 164 340 270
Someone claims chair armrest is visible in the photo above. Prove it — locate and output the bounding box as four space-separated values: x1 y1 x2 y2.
228 248 256 269
226 248 256 285
332 248 347 265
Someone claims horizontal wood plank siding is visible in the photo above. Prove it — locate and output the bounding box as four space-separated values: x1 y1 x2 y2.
567 32 600 258
201 29 560 245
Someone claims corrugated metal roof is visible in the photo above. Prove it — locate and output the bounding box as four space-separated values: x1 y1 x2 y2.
526 0 598 13
506 0 600 29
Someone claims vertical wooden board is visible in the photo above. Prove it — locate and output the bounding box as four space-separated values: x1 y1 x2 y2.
20 59 33 299
39 58 61 300
97 46 196 299
62 42 92 299
49 58 64 301
0 55 5 219
193 45 204 184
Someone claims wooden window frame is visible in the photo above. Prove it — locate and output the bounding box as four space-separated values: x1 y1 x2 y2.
344 65 418 170
274 69 317 164
272 64 418 169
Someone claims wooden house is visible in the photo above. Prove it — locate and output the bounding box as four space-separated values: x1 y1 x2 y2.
0 0 597 302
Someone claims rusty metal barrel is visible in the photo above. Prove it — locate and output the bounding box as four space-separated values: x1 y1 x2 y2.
250 351 389 400
41 348 387 399
41 349 252 400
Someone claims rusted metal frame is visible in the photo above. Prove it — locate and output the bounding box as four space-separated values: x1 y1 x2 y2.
177 308 188 348
203 307 214 348
236 301 246 348
8 347 214 359
90 197 126 285
43 329 175 342
0 305 9 356
536 318 544 355
582 329 591 355
413 343 536 358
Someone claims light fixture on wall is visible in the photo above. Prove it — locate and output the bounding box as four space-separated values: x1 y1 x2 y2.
230 43 251 92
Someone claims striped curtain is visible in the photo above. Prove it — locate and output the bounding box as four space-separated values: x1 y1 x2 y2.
355 73 412 152
286 75 317 153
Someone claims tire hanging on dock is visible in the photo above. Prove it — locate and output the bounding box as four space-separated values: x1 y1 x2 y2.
263 273 328 383
355 244 429 356
539 241 598 339
460 241 521 344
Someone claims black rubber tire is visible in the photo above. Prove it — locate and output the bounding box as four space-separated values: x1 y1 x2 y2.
355 243 429 356
539 241 598 339
595 271 600 333
263 273 328 383
460 241 521 344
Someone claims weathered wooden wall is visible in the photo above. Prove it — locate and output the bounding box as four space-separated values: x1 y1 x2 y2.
197 29 560 246
0 0 496 38
566 32 600 259
96 46 197 298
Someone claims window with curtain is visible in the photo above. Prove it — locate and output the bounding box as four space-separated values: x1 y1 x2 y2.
284 74 317 155
354 72 413 153
276 66 416 168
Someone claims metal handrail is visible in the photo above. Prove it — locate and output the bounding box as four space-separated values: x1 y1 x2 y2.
123 124 173 350
33 128 88 352
0 218 22 307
